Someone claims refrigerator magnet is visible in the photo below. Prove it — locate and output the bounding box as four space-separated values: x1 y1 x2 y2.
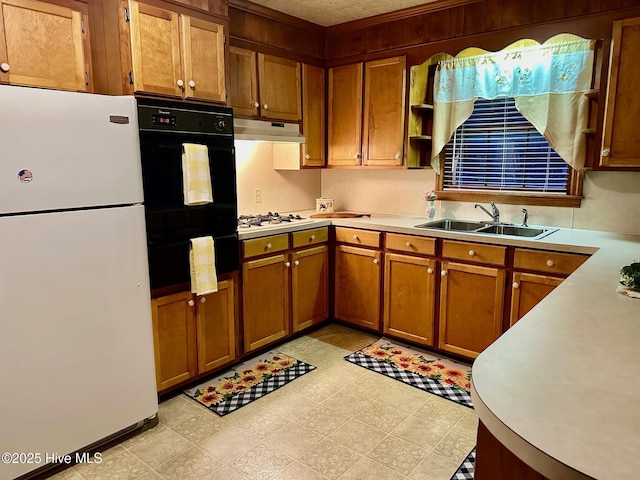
18 169 33 183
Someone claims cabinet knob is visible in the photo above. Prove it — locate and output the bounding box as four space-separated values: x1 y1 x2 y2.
188 299 195 307
353 235 359 241
310 235 316 240
188 80 196 89
468 249 475 256
601 148 610 157
305 154 311 159
266 243 272 249
0 63 9 73
200 296 206 303
441 270 447 277
263 104 269 110
513 282 519 289
427 268 433 274
405 241 412 247
546 259 555 267
177 79 184 88
285 261 291 267
373 259 379 265
395 153 400 159
354 153 360 159
254 101 260 108
294 260 300 266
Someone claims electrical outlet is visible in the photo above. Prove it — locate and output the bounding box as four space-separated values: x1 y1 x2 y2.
254 188 263 203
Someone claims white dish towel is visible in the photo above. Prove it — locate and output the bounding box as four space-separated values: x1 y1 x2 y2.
190 236 218 295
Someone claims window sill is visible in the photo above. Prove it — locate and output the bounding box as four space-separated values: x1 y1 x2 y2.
434 191 582 208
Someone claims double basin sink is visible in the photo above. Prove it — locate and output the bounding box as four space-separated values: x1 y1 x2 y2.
415 219 557 240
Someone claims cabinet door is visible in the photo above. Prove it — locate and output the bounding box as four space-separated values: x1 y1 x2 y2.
509 273 563 327
0 0 88 91
129 2 182 97
601 17 640 167
328 63 363 165
363 56 406 166
242 254 290 352
301 63 325 167
258 53 301 121
151 291 197 392
439 261 505 359
292 245 328 332
228 46 258 116
384 253 436 347
181 15 225 102
196 279 236 375
335 245 381 330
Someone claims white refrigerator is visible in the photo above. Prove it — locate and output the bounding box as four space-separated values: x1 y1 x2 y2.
0 85 158 480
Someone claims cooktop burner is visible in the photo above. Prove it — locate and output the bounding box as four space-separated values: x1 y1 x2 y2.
238 212 306 228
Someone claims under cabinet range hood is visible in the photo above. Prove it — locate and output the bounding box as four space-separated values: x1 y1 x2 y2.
233 118 305 143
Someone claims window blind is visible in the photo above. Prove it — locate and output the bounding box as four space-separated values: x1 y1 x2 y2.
443 98 569 193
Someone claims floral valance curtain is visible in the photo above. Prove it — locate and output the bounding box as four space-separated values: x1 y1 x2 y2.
431 36 595 174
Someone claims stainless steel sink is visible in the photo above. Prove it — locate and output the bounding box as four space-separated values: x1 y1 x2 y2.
414 218 558 240
475 224 556 238
414 219 488 231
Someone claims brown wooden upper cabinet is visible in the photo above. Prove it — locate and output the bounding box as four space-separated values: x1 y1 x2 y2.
301 63 325 167
0 0 91 92
228 46 301 121
129 1 225 102
600 17 640 168
328 56 406 167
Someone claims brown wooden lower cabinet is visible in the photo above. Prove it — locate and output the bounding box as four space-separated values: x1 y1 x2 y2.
242 253 290 352
438 260 505 358
334 244 382 330
151 279 236 392
510 272 563 327
475 421 549 480
383 252 436 346
292 245 328 332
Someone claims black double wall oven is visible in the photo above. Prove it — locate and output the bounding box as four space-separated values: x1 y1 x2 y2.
137 98 238 293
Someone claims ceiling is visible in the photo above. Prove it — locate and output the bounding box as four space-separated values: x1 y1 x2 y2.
246 0 447 27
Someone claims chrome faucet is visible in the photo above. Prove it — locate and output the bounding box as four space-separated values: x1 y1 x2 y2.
475 202 500 223
521 208 528 227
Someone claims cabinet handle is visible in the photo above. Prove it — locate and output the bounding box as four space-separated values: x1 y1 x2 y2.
353 235 359 241
188 299 195 307
602 148 610 157
395 153 400 159
285 261 291 267
513 282 519 289
441 270 447 277
305 154 311 159
468 249 475 256
200 296 206 303
294 260 300 266
188 80 196 89
263 104 269 110
354 153 360 159
427 268 433 274
266 243 272 249
177 79 184 88
0 63 9 73
310 235 316 241
546 259 555 267
254 101 260 108
405 241 412 247
373 259 379 265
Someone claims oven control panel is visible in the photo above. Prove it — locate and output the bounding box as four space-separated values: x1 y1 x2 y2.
137 100 233 136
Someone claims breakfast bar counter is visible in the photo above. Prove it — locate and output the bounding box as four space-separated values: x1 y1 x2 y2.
238 212 640 479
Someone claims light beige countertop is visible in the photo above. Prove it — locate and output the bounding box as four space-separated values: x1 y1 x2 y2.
238 211 640 479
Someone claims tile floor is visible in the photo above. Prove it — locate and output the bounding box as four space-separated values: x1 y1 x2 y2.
50 324 478 480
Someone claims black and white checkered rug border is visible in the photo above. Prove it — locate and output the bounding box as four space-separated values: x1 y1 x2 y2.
185 361 316 416
344 352 473 408
450 448 475 480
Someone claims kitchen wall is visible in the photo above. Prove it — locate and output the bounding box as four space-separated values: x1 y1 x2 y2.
321 169 640 236
235 141 321 214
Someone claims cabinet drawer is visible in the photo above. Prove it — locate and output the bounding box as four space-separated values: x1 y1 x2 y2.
386 233 435 256
335 227 381 248
513 249 589 276
243 234 289 259
292 227 328 249
442 240 506 266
